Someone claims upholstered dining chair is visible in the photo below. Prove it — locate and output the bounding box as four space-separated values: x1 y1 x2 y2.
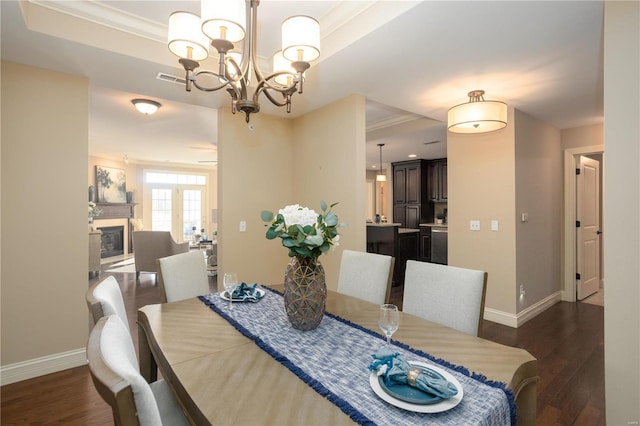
86 276 130 332
87 315 190 426
132 231 189 280
157 250 210 303
403 260 488 336
337 250 395 305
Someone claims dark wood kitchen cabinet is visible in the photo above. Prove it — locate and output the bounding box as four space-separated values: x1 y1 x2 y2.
366 224 418 286
419 226 431 262
392 160 432 228
428 159 448 202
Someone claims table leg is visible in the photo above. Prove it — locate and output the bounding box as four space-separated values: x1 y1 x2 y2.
138 323 157 383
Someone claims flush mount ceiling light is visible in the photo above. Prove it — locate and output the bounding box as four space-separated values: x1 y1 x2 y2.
167 0 320 123
447 90 507 134
131 99 162 115
376 143 386 182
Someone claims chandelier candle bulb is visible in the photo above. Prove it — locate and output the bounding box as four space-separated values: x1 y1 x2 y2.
167 11 209 61
201 0 246 43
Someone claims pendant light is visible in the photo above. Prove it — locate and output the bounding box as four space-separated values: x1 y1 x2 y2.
447 90 507 133
376 143 386 182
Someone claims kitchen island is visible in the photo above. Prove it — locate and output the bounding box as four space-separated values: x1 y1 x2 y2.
366 223 419 286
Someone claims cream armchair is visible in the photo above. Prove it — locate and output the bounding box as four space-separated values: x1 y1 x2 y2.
132 231 189 280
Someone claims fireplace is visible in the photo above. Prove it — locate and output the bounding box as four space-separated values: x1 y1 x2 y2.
99 226 125 258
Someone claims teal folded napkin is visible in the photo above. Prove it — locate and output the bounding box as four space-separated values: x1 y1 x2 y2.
231 282 261 302
368 347 458 399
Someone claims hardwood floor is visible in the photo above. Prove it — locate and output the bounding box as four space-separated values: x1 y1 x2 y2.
1 270 604 425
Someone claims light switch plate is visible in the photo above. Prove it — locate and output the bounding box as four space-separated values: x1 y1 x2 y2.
470 220 481 231
491 220 499 231
239 221 246 232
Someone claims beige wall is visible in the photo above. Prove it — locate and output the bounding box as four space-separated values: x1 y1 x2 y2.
603 1 640 423
449 108 565 319
561 123 603 150
217 108 295 288
1 62 88 365
217 94 366 292
447 107 517 314
514 110 562 312
291 94 367 288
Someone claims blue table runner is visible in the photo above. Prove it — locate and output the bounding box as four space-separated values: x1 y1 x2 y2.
199 288 515 426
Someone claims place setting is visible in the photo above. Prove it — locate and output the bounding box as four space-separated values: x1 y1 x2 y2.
220 272 266 308
368 304 464 414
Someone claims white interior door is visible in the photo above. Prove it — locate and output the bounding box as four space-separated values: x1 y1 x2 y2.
576 156 601 300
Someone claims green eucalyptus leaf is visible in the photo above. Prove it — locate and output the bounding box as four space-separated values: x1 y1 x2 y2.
265 227 279 239
320 200 327 212
260 210 274 222
325 212 338 226
283 238 297 248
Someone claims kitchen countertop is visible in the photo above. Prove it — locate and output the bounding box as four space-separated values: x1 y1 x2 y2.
366 222 402 227
398 228 420 234
419 223 448 227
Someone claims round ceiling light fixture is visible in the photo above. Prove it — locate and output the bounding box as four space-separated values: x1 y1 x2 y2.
131 99 162 115
447 90 507 134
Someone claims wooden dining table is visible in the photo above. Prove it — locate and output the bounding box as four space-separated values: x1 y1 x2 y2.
138 285 538 425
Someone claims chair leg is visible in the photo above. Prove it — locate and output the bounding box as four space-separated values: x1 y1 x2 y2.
136 271 140 280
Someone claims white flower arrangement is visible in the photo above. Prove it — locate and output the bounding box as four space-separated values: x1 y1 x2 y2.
261 201 344 259
88 201 102 218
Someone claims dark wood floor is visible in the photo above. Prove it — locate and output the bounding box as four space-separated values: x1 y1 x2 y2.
1 268 604 425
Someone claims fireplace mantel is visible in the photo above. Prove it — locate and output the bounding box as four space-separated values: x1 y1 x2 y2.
94 203 137 255
96 203 135 220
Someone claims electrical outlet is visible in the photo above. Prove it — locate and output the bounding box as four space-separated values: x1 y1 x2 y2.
520 285 525 297
470 220 481 231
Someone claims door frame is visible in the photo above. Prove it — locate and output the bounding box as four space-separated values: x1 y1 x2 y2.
562 145 604 302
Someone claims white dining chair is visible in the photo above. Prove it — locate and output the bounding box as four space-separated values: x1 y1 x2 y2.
157 250 210 303
87 315 190 426
403 260 488 336
86 276 130 333
337 250 395 305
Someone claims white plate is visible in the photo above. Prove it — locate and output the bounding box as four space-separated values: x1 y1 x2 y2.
369 361 464 413
220 287 265 302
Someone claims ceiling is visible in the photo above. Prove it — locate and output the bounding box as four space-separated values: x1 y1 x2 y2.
1 1 604 170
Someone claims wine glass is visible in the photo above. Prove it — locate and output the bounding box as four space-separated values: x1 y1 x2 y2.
223 272 238 309
378 304 400 347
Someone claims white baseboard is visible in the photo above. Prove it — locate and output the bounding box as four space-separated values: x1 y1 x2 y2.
484 291 562 328
484 307 518 328
0 348 87 386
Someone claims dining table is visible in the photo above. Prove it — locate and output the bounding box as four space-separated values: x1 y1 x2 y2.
137 285 538 425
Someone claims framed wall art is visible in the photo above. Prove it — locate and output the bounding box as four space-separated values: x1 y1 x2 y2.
96 165 127 203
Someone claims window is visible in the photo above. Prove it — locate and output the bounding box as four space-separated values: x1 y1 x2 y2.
151 189 172 231
144 171 209 241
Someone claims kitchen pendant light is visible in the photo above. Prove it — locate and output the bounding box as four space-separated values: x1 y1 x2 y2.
447 90 507 134
167 0 320 123
376 143 386 182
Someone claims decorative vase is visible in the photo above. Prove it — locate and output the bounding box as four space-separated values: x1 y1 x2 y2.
283 256 326 331
88 216 94 232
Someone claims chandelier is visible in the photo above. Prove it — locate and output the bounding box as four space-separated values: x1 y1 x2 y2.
167 0 320 123
447 90 507 134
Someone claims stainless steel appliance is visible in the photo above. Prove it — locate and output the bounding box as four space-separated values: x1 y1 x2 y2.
430 227 448 264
